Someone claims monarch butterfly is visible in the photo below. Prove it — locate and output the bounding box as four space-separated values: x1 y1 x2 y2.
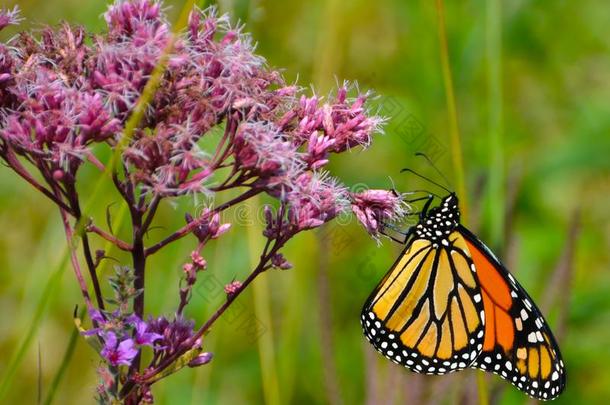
361 190 566 400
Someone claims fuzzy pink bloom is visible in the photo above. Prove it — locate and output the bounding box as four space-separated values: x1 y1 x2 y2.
351 189 408 237
286 85 385 154
233 122 301 185
0 6 21 31
286 172 349 232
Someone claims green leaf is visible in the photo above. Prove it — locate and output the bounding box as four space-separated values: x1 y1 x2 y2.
74 312 103 353
145 347 204 385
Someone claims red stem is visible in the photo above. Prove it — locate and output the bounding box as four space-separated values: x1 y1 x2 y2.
1 148 74 214
58 204 94 312
65 182 106 311
141 238 281 383
86 224 133 251
144 187 262 256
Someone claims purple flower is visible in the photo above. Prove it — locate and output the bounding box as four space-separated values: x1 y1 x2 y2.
82 309 115 337
147 316 197 355
351 189 408 237
132 317 163 346
101 332 138 366
89 308 106 324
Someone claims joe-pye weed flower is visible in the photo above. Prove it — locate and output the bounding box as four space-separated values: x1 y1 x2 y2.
0 2 407 403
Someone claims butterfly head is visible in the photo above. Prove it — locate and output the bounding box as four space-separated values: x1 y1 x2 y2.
414 193 460 244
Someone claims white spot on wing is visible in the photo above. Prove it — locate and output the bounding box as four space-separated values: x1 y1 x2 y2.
520 309 529 320
528 332 537 343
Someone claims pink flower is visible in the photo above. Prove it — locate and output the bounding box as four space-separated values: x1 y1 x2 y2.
104 0 163 38
190 251 207 269
351 189 408 238
233 122 300 179
286 172 349 232
287 84 385 154
0 3 395 400
304 131 335 169
0 6 21 32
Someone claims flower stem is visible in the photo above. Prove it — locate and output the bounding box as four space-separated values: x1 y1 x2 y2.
130 205 147 374
0 147 74 214
58 205 94 312
66 182 105 311
145 188 262 256
86 223 133 251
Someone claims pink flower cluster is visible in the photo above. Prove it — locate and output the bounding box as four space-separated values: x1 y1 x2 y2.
0 2 408 403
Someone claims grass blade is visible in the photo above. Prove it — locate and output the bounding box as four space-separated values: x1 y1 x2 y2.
246 197 281 405
485 0 505 249
42 308 85 405
435 0 467 219
0 253 69 400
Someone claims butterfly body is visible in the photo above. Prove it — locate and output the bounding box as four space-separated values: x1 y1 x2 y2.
361 194 566 400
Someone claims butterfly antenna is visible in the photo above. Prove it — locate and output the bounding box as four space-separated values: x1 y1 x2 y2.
400 168 452 194
414 152 453 191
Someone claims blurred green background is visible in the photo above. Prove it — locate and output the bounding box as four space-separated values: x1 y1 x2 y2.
1 0 609 404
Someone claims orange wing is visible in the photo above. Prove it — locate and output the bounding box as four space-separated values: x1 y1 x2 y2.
458 225 566 400
361 231 485 374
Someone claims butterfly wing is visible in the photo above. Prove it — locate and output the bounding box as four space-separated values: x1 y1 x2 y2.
361 230 485 374
458 225 566 400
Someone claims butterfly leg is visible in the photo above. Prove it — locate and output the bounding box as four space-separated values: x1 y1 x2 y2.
379 195 434 243
403 194 435 220
380 222 411 244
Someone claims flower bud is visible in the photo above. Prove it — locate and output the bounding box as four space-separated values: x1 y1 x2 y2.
188 352 213 367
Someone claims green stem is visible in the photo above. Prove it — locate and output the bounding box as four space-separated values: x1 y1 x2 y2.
435 0 468 220
486 0 504 249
